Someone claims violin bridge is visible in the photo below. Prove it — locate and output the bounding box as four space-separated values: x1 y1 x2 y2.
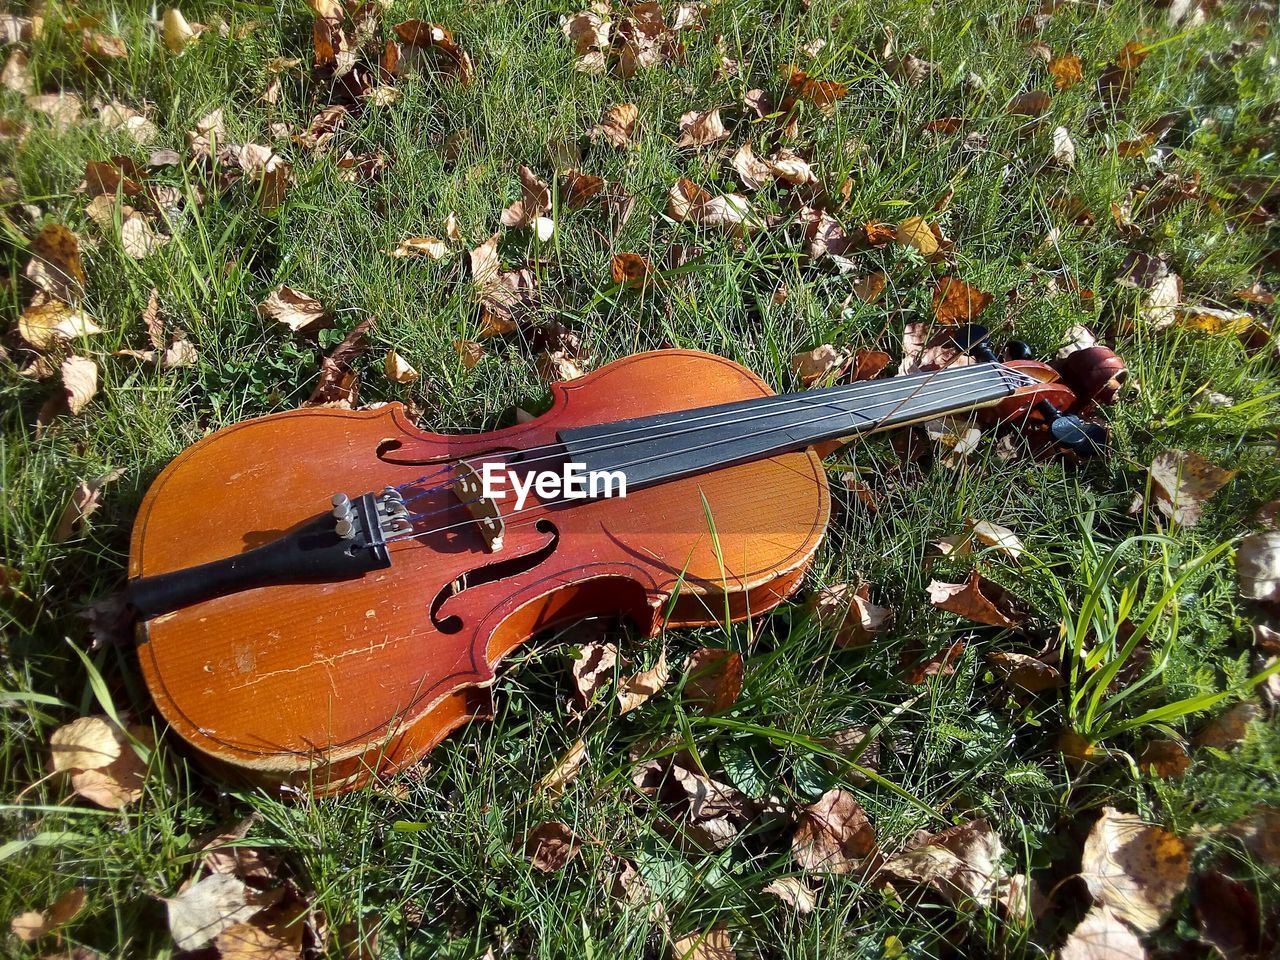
451 462 505 552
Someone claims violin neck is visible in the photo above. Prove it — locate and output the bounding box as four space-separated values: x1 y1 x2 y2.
558 362 1021 490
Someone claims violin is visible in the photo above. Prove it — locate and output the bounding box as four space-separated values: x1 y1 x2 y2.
125 326 1125 793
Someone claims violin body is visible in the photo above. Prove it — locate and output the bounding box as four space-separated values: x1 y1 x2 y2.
131 351 829 792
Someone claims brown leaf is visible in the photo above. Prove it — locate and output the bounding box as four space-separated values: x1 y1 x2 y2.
54 468 123 542
454 339 485 370
898 323 964 375
60 355 98 416
673 925 735 960
538 738 588 796
570 640 617 708
927 570 1021 628
1238 533 1280 603
683 648 743 713
392 21 473 84
852 273 887 304
1146 450 1234 527
1193 871 1262 960
666 179 760 237
932 277 993 324
730 141 773 191
537 350 586 382
82 29 127 60
500 165 552 231
783 64 848 114
294 104 347 152
2 48 32 94
883 819 1007 909
666 177 711 220
1171 305 1254 336
1048 53 1082 89
1007 90 1052 117
677 108 729 148
809 583 892 648
306 318 370 408
50 715 150 809
162 9 199 53
18 302 102 352
762 877 817 913
895 216 938 256
1137 739 1190 779
611 253 655 289
935 519 1025 561
389 236 449 260
1194 701 1262 750
617 650 668 713
27 91 84 130
257 285 332 334
851 349 890 381
589 103 638 148
902 638 966 684
790 345 846 386
1116 41 1151 71
26 223 87 303
524 822 579 872
561 169 605 208
383 350 419 383
1060 904 1148 960
1079 807 1190 934
166 874 267 951
792 788 875 874
986 651 1061 692
49 716 121 772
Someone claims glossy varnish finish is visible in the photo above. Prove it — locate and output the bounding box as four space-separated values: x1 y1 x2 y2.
131 351 829 792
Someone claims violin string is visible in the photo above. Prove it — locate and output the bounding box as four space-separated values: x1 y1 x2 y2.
389 364 1033 528
392 362 1039 507
382 363 1034 547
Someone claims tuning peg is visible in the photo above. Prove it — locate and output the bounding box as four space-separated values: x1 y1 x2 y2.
1048 413 1108 457
949 324 995 360
1003 339 1034 361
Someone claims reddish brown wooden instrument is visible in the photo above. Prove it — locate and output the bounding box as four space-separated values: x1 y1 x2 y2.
129 340 1122 793
131 351 828 792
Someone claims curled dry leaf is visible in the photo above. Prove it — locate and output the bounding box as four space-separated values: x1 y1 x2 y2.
390 236 449 260
1193 870 1262 960
60 355 99 416
673 925 735 960
1006 90 1052 117
54 468 123 542
895 216 939 256
683 647 743 713
986 651 1061 692
83 30 128 60
932 277 993 324
1145 450 1234 527
935 519 1024 561
561 169 606 209
611 253 655 289
162 9 199 54
257 285 331 335
1137 739 1190 779
665 178 760 237
1048 53 1083 89
853 272 887 304
571 640 617 707
617 649 668 713
808 583 892 648
166 874 267 952
884 819 1006 910
1194 701 1261 749
524 821 579 872
791 345 846 386
792 788 875 874
26 223 87 304
762 877 817 914
902 638 965 684
500 165 552 236
49 714 150 809
8 888 86 943
27 91 84 130
589 103 638 148
731 141 773 190
1053 126 1076 168
783 64 848 113
306 318 371 409
98 100 158 144
1061 904 1148 960
561 9 610 74
922 417 982 468
19 301 103 351
677 107 729 148
538 738 588 796
383 350 418 383
927 570 1021 628
1238 533 1280 603
1079 807 1190 934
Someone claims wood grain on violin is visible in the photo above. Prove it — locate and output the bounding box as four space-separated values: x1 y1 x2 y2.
127 340 1121 793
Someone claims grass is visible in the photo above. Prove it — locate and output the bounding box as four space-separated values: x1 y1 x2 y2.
2 0 1280 957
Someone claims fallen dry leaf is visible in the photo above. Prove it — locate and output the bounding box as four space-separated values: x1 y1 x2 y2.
26 223 87 304
927 570 1021 628
1079 807 1190 934
808 583 892 648
895 216 938 256
932 277 993 324
500 165 553 238
1194 701 1261 749
792 788 875 874
986 651 1061 692
305 318 370 409
1238 533 1280 603
922 417 982 468
454 339 485 370
8 888 85 943
1006 90 1052 117
1053 125 1077 168
853 272 887 303
49 716 120 772
902 639 966 684
677 107 729 148
673 924 735 960
83 30 128 60
49 714 150 809
162 8 199 54
390 236 450 260
1061 904 1148 960
1193 870 1262 960
538 738 588 796
791 345 846 386
1145 450 1234 527
611 253 656 289
883 819 1006 910
1048 53 1083 89
524 821 579 872
683 647 743 713
561 9 610 74
935 519 1025 561
27 91 84 130
617 649 668 713
589 103 638 148
54 468 123 542
97 100 158 144
19 301 103 351
762 876 817 913
166 874 267 952
383 350 418 383
783 64 848 114
666 178 760 237
1171 305 1254 336
257 285 331 334
1137 739 1190 779
571 640 617 708
60 355 98 416
3 48 32 94
731 141 773 190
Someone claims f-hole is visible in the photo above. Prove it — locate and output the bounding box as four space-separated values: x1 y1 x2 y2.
430 520 560 634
